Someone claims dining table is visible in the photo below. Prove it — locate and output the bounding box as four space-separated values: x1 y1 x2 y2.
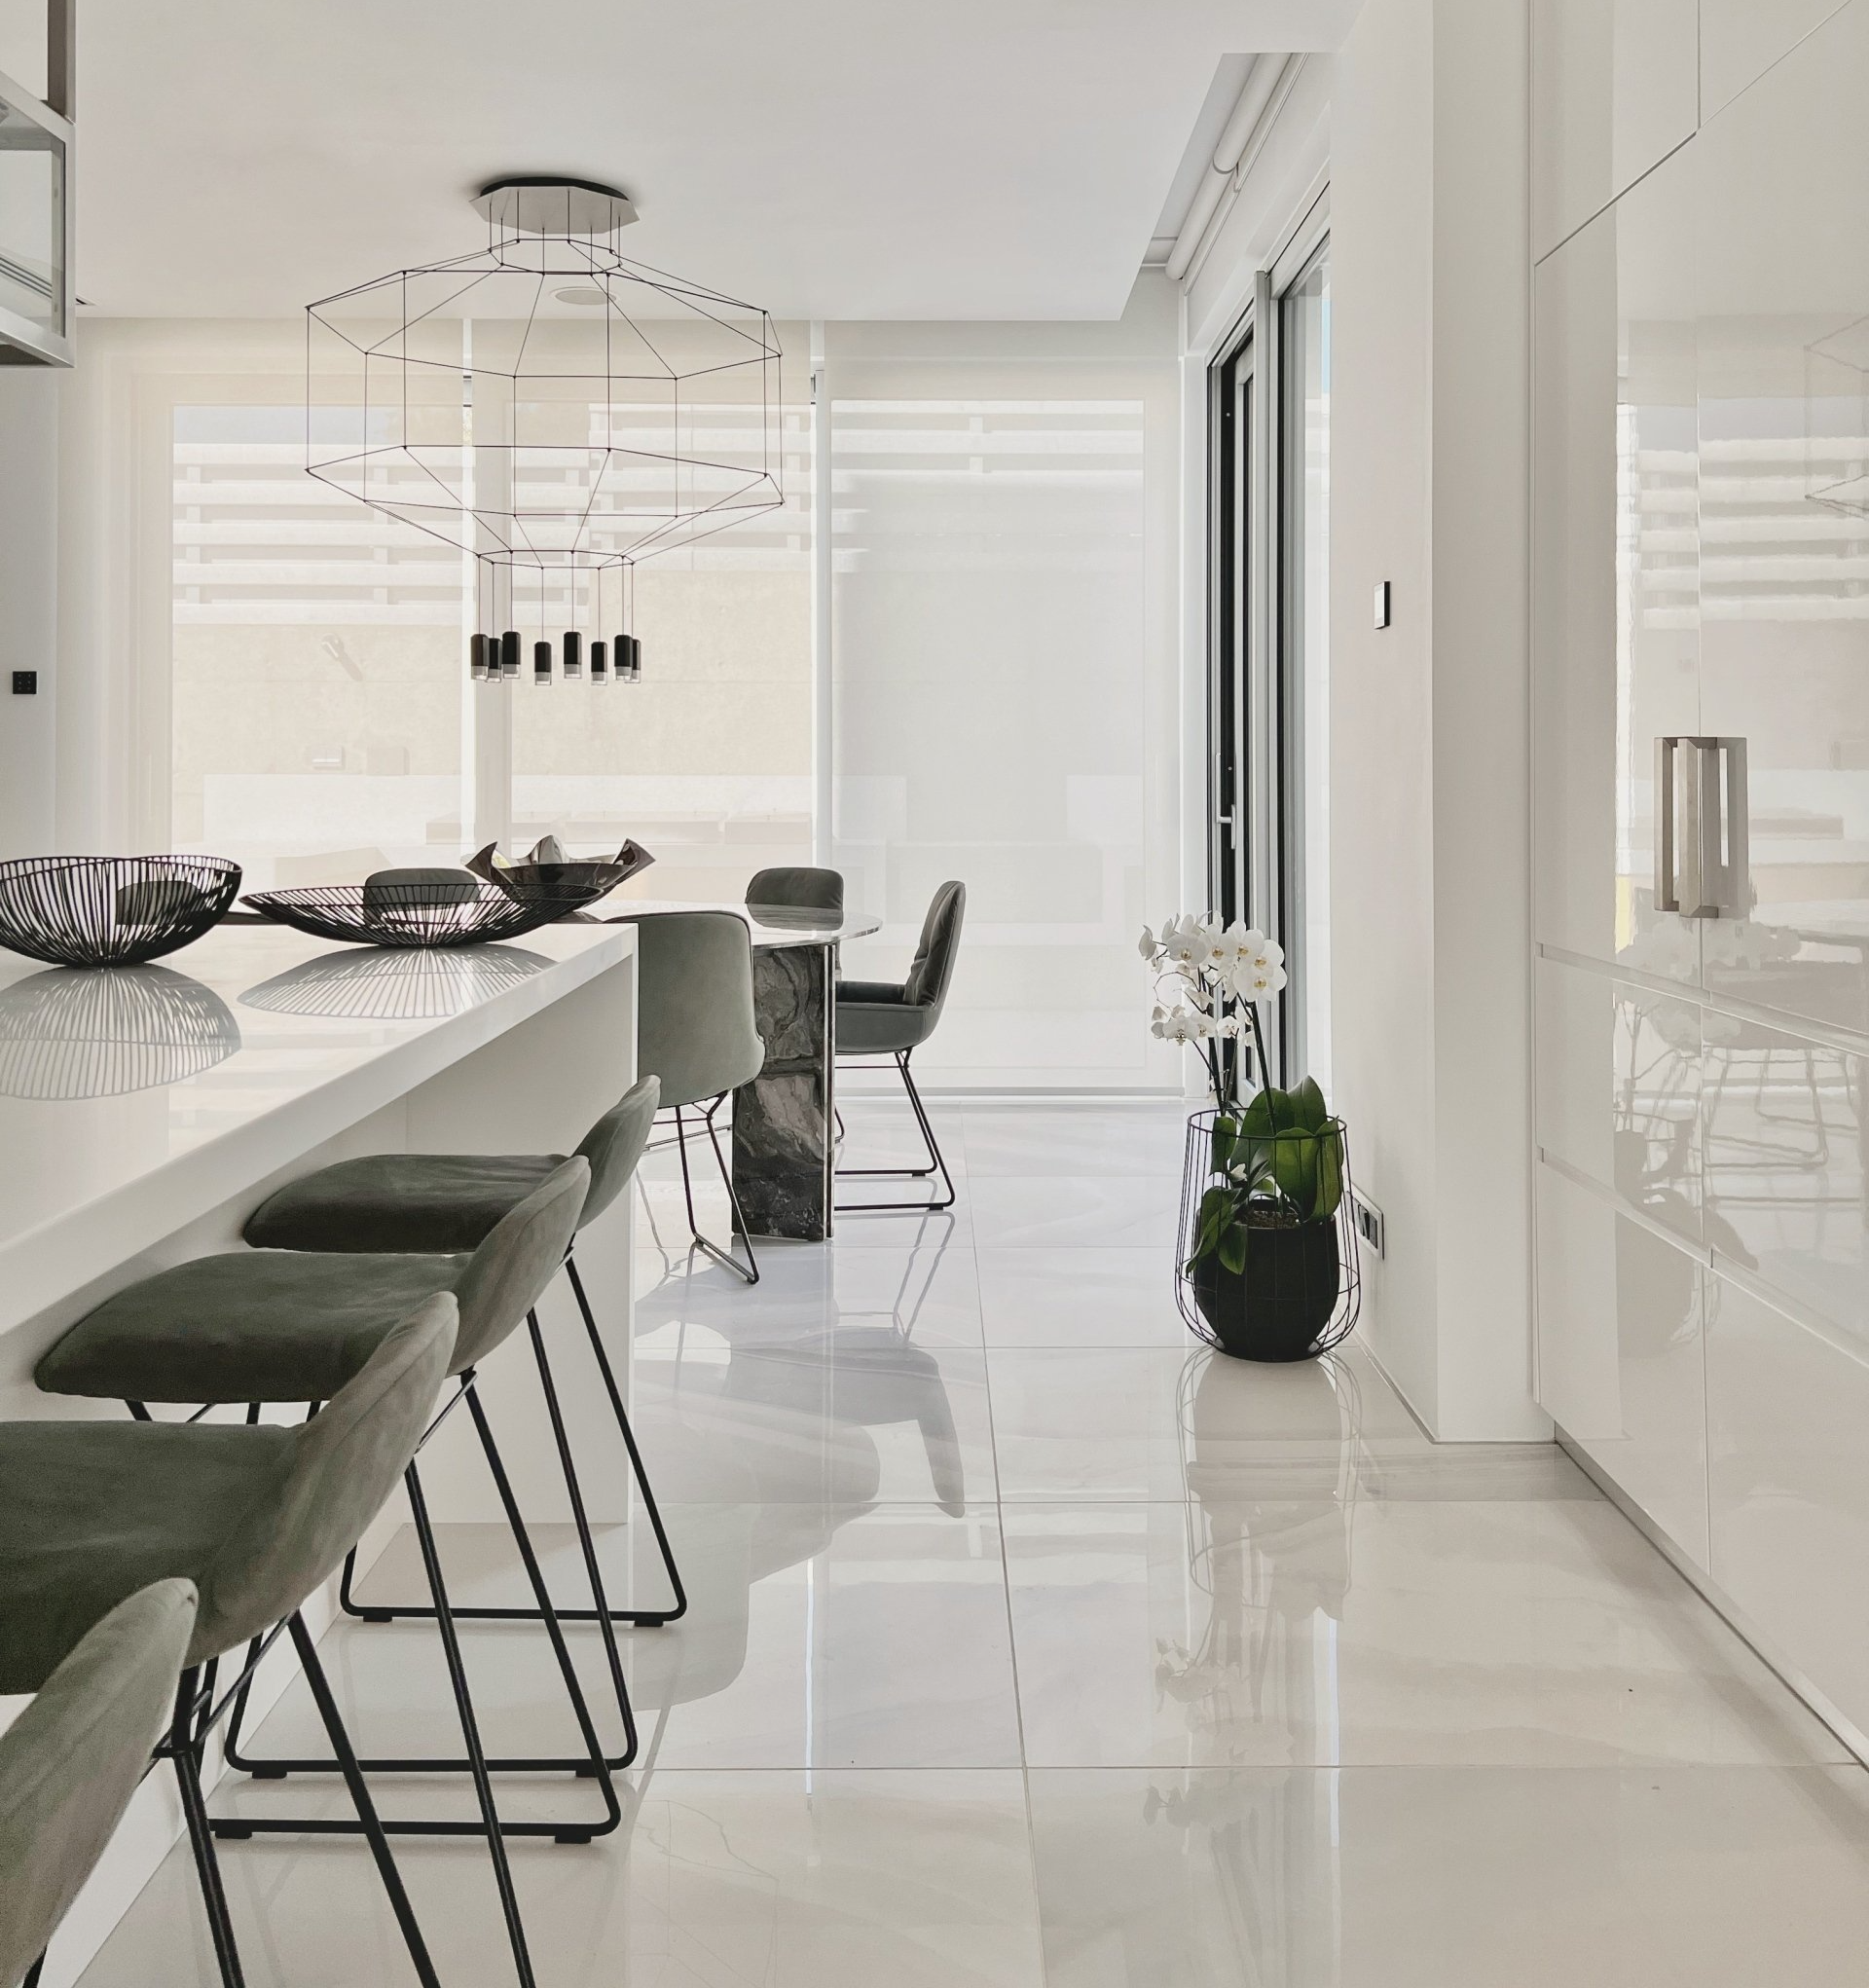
593 898 882 1245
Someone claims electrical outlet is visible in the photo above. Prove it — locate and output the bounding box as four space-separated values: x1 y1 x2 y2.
1373 580 1392 630
1353 1195 1385 1259
11 671 36 696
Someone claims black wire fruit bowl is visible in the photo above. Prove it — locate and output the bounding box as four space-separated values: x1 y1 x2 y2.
0 855 243 968
241 881 597 949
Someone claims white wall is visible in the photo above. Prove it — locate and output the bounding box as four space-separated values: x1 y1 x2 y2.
1189 0 1542 1438
0 370 58 857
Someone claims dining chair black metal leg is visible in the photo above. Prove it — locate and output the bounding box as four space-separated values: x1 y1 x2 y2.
835 1051 957 1211
674 1099 759 1283
165 1669 247 1988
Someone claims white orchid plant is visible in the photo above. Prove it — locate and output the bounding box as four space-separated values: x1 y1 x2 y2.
1142 913 1344 1274
1140 914 1286 1106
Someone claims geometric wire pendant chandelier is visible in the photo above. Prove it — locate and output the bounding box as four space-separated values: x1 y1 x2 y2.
306 175 784 685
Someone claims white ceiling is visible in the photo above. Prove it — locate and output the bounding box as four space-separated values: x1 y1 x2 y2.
15 0 1358 320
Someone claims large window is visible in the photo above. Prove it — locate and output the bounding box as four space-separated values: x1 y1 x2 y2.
95 321 814 892
827 310 1184 1090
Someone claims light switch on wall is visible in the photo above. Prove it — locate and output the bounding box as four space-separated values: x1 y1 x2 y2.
1373 581 1392 630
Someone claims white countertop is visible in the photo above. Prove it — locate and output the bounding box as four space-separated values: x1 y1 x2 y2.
0 921 632 1335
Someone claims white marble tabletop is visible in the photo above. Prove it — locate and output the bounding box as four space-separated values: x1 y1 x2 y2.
591 899 882 947
0 921 631 1335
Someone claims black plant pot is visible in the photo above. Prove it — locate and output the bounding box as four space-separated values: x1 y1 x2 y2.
1191 1217 1341 1363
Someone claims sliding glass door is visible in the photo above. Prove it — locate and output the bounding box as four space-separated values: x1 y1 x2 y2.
1207 215 1330 1088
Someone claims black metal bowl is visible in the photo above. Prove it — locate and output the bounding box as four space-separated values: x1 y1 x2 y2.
241 881 596 949
0 855 243 968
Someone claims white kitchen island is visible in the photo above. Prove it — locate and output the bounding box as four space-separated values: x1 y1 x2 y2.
0 918 639 1986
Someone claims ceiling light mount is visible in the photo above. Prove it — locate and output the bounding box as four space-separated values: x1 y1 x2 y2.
471 174 638 239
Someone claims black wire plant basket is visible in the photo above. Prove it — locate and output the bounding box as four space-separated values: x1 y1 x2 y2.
0 855 242 968
242 882 596 950
1175 1107 1362 1362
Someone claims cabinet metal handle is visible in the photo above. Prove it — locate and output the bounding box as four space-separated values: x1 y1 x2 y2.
1657 734 1750 918
1654 736 1679 913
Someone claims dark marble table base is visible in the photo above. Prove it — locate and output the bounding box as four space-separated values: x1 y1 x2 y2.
732 941 834 1241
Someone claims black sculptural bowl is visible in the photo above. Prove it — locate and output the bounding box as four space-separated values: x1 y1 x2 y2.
241 881 597 950
0 855 243 968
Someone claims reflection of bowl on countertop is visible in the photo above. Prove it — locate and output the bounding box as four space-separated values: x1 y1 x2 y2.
0 965 241 1098
240 945 552 1020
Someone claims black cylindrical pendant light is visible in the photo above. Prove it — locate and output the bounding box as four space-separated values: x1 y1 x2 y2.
589 639 608 681
620 634 642 681
469 633 489 681
563 630 583 679
500 630 521 679
532 639 553 684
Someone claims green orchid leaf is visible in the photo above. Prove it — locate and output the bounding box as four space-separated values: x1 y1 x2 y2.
1218 1221 1250 1275
1312 1122 1344 1220
1290 1076 1329 1132
1267 1129 1319 1217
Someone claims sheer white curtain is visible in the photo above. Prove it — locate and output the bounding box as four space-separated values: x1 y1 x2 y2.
826 289 1183 1091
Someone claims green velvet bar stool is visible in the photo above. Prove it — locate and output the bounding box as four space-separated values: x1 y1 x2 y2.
2 1305 457 1988
241 1073 681 1630
34 1160 628 1988
1 1580 198 1988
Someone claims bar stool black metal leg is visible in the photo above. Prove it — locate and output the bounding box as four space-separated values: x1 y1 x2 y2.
165 1668 247 1988
404 1460 534 1988
460 1381 632 1806
285 1612 441 1988
565 1251 686 1624
521 1310 641 1760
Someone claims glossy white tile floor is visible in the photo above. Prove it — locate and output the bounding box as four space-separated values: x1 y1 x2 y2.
80 1100 1869 1985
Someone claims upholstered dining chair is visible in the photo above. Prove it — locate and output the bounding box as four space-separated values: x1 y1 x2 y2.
746 865 844 914
610 910 767 1282
835 880 966 1212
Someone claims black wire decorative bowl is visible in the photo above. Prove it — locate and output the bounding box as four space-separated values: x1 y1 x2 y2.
1174 1107 1361 1363
0 965 240 1099
240 881 597 949
239 944 552 1019
0 855 243 968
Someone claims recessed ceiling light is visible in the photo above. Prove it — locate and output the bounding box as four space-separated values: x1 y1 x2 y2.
553 284 607 307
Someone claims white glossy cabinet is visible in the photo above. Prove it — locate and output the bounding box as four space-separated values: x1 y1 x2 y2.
1533 0 1869 1720
1531 0 1698 260
1532 137 1699 983
1700 0 1849 118
1536 1161 1708 1567
1702 1006 1869 1342
1696 2 1869 1044
1535 955 1701 1244
1705 1270 1869 1733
